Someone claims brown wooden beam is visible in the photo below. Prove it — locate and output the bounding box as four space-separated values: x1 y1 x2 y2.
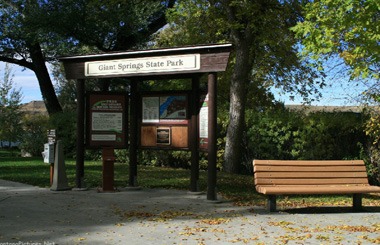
76 79 85 188
190 77 200 192
129 80 139 187
207 73 217 200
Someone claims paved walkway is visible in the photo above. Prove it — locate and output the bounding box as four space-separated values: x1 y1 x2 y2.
0 179 379 244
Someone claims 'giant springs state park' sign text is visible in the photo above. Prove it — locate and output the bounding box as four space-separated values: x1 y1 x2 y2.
85 54 200 76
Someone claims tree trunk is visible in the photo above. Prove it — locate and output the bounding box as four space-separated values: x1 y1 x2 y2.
28 42 62 115
223 40 251 173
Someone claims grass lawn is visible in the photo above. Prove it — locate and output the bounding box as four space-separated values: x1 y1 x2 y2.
1 153 379 209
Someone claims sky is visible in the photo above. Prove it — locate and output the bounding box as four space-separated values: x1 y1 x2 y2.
273 78 366 106
0 62 43 104
0 61 368 106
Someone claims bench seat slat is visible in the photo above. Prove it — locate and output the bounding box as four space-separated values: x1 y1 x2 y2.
255 178 369 185
255 172 368 179
256 185 380 195
254 160 364 166
254 165 366 172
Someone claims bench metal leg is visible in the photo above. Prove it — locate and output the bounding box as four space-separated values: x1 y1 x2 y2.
267 195 277 212
353 194 363 212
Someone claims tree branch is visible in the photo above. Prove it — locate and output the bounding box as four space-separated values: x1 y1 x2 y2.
113 0 176 51
0 56 34 70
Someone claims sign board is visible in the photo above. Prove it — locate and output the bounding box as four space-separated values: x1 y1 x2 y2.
47 129 56 144
59 44 232 79
85 54 200 77
43 143 55 164
87 93 127 148
140 92 189 149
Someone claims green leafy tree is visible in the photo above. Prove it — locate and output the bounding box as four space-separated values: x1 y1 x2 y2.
291 0 379 80
158 0 325 173
0 64 23 147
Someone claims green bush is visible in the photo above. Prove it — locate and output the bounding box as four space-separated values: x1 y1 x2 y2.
20 114 49 156
243 107 367 173
49 111 77 157
299 111 366 160
245 107 303 162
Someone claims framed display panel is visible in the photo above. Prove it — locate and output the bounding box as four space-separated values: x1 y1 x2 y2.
86 92 128 148
140 92 190 149
199 93 209 150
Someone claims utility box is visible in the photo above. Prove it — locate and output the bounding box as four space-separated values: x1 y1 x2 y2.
43 143 55 164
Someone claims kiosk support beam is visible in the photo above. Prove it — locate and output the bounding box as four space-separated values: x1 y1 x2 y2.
190 77 200 192
129 80 138 187
76 79 85 188
207 73 217 200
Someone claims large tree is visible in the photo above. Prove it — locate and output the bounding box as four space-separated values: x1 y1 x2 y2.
159 0 325 173
0 0 175 114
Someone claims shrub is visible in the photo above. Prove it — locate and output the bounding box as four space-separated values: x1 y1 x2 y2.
49 111 77 157
20 114 49 156
243 107 367 173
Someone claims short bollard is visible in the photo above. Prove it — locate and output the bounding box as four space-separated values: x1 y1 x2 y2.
101 147 115 192
51 140 71 191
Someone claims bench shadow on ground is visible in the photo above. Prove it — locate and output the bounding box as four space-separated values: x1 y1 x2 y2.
281 206 380 214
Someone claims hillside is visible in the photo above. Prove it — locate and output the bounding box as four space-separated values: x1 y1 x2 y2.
20 101 48 115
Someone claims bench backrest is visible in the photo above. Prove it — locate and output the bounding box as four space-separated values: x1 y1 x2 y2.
253 160 369 186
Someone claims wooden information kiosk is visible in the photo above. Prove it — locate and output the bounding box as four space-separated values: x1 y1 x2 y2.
59 43 231 200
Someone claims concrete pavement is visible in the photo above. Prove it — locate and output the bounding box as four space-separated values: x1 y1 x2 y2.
0 179 379 244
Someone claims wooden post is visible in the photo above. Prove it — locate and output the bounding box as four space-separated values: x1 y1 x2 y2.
102 147 115 192
129 80 138 187
50 163 54 186
207 73 217 200
76 79 85 189
190 77 200 192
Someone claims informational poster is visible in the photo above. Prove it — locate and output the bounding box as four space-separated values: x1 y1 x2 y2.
199 93 209 150
142 97 160 123
87 93 127 148
92 112 123 131
199 106 208 138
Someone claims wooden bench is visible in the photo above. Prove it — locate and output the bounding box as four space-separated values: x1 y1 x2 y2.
253 160 380 212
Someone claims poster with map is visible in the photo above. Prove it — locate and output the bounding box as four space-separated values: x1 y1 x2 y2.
159 95 187 119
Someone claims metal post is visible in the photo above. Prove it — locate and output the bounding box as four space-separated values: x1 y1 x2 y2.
129 80 138 187
190 77 200 192
207 73 217 200
76 79 85 189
